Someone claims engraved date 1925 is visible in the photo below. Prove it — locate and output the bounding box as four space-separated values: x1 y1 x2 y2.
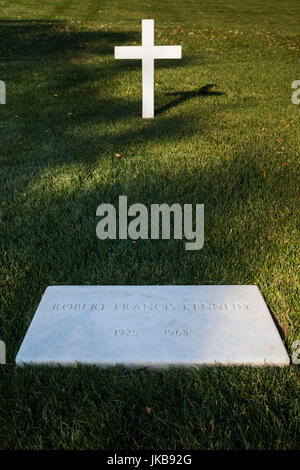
114 329 138 336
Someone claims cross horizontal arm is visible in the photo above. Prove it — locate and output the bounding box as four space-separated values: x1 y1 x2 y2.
115 46 143 59
153 46 182 59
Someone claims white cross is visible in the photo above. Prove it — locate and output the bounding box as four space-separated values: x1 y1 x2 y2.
115 19 182 118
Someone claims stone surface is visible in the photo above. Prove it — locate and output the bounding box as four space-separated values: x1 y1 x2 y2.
16 285 290 368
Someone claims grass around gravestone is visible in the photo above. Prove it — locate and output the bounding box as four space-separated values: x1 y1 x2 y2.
0 0 299 450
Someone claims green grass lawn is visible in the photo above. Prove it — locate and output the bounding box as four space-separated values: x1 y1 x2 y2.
0 0 299 450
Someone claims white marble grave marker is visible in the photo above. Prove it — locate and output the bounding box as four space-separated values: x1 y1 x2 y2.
16 285 290 368
114 19 182 118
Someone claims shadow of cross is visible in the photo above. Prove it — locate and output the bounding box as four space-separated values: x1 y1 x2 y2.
156 84 224 115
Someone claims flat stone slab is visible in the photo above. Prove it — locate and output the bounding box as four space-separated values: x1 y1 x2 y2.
16 285 290 368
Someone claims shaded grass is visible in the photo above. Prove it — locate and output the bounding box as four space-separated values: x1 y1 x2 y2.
0 365 299 450
0 0 299 450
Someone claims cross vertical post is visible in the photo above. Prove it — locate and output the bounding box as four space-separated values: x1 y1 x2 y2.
142 20 154 118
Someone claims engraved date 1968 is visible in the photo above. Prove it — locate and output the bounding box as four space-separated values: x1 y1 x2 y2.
164 328 191 336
